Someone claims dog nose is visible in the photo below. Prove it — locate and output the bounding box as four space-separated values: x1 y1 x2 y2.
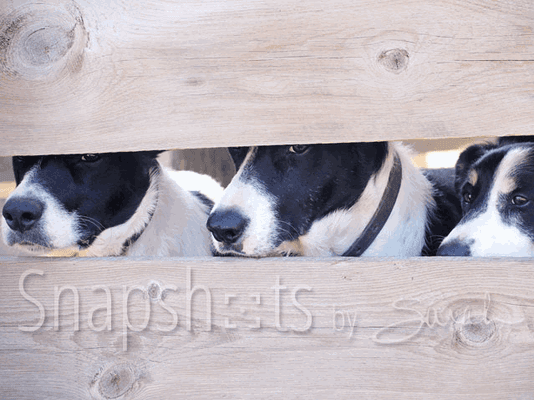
3 198 44 233
207 209 248 244
436 240 471 256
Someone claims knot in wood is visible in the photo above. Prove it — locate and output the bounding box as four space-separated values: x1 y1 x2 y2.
456 316 496 346
378 49 409 73
0 3 86 80
23 26 74 67
148 281 161 301
98 364 136 399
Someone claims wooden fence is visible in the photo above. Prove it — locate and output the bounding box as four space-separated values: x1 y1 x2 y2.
1 0 534 398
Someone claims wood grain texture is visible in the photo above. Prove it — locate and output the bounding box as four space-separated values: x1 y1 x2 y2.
2 256 534 399
0 0 533 155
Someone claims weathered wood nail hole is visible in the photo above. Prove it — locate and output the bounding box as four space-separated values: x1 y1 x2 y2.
98 364 136 399
186 77 204 86
378 49 409 73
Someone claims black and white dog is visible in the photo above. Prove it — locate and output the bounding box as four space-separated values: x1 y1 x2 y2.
2 152 222 256
437 137 534 257
207 142 461 257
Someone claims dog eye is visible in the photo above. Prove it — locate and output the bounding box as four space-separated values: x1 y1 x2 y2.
289 145 310 154
512 195 529 206
80 154 100 163
463 192 473 204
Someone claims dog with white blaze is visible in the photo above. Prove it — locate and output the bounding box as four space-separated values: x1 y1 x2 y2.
437 138 534 257
207 142 462 257
2 152 222 257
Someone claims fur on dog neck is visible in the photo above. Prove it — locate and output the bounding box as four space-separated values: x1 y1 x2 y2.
79 165 213 257
277 143 434 257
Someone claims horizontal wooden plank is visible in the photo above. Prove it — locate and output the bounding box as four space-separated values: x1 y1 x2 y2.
2 256 534 399
1 0 533 155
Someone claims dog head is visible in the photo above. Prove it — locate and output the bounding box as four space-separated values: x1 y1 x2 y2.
437 142 534 256
2 151 162 254
207 143 388 257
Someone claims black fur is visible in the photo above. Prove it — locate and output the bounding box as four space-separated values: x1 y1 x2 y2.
453 144 510 226
422 168 462 256
454 142 498 193
191 191 215 212
498 136 534 146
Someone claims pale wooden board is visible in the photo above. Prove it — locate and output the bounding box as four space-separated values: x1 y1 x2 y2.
1 256 534 399
1 0 533 155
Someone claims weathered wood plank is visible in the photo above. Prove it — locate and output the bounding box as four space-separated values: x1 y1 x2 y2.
1 256 534 399
1 0 533 155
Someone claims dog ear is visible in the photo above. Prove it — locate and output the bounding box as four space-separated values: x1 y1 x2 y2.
228 147 249 170
454 143 495 193
140 150 165 159
133 151 166 175
349 142 389 173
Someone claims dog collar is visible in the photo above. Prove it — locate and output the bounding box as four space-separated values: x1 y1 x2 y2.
342 152 402 257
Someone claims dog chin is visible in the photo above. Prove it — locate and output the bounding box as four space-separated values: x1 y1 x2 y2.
11 242 54 255
214 241 283 258
8 236 80 256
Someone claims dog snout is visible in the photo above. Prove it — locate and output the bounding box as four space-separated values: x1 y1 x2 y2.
436 239 472 256
3 198 44 233
207 209 249 244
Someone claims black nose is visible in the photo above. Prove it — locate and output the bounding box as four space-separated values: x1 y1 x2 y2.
207 209 249 244
436 240 472 256
3 198 44 233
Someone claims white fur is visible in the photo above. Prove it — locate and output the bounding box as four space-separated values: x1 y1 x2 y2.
166 170 224 204
212 142 434 257
439 147 534 257
122 167 218 257
3 164 221 257
443 209 533 257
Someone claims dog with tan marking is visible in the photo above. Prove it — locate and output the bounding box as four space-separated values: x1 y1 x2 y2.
438 138 534 256
207 142 461 257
